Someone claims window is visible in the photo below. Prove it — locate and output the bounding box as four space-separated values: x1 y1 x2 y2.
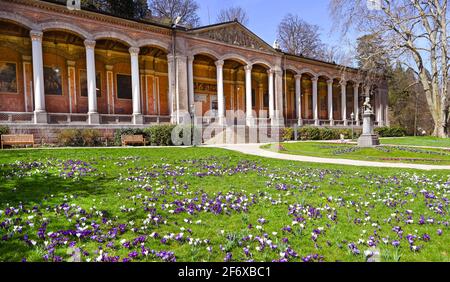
0 62 17 93
44 66 62 95
116 74 132 99
80 70 101 97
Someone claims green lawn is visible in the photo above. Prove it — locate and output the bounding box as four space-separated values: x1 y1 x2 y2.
0 147 448 262
261 142 450 165
381 136 450 148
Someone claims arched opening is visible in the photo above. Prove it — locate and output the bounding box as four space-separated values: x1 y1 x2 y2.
332 79 342 120
94 38 132 115
283 69 296 121
301 73 314 120
42 30 85 116
317 76 329 120
139 46 169 118
223 59 246 115
251 63 269 118
192 54 217 117
0 20 31 114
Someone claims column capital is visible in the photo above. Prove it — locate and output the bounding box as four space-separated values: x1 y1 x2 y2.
105 65 114 71
244 64 253 72
167 54 175 63
66 60 76 67
311 76 319 82
215 60 224 67
129 47 140 56
267 69 274 75
84 40 96 49
274 70 283 76
327 79 334 85
30 30 43 42
294 74 302 80
187 55 195 63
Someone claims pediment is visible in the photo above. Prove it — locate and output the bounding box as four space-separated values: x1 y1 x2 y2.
189 22 275 52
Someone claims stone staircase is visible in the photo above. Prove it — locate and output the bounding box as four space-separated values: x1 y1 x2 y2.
203 125 282 145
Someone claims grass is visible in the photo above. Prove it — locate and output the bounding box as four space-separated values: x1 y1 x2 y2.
261 142 450 165
0 147 448 262
380 136 450 148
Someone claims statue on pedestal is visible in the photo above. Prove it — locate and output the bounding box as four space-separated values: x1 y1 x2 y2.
358 96 380 147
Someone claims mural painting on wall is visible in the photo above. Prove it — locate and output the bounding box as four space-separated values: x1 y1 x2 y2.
44 66 62 95
0 62 17 93
194 82 217 94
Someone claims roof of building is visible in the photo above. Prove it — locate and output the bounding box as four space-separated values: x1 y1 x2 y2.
40 0 358 72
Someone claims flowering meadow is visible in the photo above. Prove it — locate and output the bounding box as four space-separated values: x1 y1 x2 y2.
263 142 450 165
0 148 448 262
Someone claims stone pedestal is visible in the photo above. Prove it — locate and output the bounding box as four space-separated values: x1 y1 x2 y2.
358 111 380 147
34 111 47 124
132 113 144 125
88 112 100 125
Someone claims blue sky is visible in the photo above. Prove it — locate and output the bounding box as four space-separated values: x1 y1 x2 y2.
195 0 357 49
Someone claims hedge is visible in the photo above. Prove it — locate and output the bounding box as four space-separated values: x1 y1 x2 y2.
281 126 362 141
57 129 102 147
374 126 407 137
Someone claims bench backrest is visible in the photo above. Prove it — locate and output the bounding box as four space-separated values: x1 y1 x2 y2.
121 135 144 142
1 134 34 143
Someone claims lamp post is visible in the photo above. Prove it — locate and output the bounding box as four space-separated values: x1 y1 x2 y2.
350 112 355 141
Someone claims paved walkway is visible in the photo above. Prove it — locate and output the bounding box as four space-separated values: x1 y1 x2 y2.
207 143 450 171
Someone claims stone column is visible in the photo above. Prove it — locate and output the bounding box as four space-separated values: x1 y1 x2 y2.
215 59 225 125
340 80 347 125
267 69 274 121
129 47 143 124
67 60 76 115
30 30 47 124
187 55 194 113
245 64 253 126
84 40 99 124
274 69 284 126
175 55 189 124
295 74 302 125
353 83 359 125
312 76 319 126
327 79 333 126
167 55 175 122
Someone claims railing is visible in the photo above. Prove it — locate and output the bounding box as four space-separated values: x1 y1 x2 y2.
302 119 316 125
143 115 171 124
100 114 133 124
0 112 34 124
48 113 88 124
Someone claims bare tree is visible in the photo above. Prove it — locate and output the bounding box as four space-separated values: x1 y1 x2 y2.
149 0 200 27
277 14 326 60
330 0 450 137
216 6 249 25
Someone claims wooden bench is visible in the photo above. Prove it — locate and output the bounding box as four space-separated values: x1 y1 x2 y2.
121 135 145 146
1 134 34 149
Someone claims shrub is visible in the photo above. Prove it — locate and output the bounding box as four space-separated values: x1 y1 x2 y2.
375 126 407 137
0 125 9 137
298 126 321 140
296 127 361 141
113 128 147 146
280 127 294 141
57 129 83 146
80 129 101 146
145 125 175 146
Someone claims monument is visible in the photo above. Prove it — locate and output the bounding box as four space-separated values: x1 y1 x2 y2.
358 96 380 147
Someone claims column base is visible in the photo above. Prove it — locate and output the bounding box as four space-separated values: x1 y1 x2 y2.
297 119 303 126
246 116 255 127
217 116 226 126
343 119 348 126
34 111 47 124
88 112 100 125
330 119 334 126
271 117 284 127
314 119 319 126
132 113 144 125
